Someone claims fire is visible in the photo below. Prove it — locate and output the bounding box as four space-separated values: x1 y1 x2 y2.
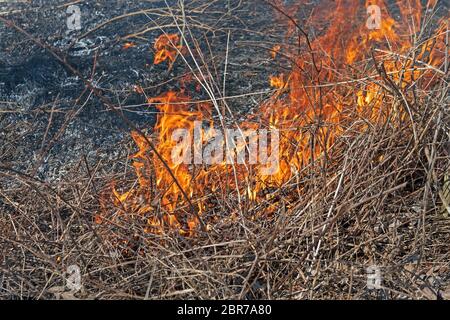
99 1 448 237
122 42 136 50
269 74 286 89
153 34 183 65
271 44 281 59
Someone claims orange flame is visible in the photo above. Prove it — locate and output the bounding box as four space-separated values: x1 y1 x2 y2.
100 1 448 237
123 42 136 50
153 34 183 65
271 44 281 59
269 74 286 89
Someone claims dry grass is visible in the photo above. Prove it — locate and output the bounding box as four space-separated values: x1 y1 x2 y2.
0 0 449 300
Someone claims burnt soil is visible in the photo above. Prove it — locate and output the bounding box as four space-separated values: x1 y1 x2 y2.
0 0 283 181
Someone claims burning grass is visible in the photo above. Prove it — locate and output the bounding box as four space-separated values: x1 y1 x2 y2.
0 0 449 299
